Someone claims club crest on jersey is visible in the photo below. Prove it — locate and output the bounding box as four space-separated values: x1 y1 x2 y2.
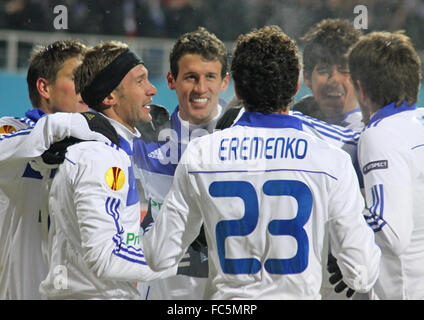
105 167 125 191
0 125 17 134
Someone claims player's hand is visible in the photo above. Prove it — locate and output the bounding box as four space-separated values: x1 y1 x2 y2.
41 137 81 164
327 253 355 298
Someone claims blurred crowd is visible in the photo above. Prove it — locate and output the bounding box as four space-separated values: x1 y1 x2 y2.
1 0 424 49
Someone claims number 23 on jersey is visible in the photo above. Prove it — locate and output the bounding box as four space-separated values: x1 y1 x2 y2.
209 179 312 275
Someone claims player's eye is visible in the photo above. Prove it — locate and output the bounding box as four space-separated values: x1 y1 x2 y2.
317 68 330 75
338 68 350 75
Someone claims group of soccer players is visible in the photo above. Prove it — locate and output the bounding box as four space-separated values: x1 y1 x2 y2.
0 17 423 300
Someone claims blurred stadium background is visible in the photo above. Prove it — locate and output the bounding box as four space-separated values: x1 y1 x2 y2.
1 0 424 117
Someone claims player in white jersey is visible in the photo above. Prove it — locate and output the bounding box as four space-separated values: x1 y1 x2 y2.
349 31 424 299
143 26 380 299
40 41 175 299
133 27 229 300
0 40 88 299
287 18 365 299
293 19 364 132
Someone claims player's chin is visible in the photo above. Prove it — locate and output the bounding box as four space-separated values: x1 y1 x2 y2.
322 97 345 109
138 109 152 123
191 113 212 124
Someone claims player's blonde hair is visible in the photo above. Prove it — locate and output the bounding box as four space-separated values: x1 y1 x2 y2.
27 40 87 109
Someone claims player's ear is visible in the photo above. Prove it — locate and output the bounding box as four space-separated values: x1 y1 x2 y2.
303 71 312 89
355 80 367 104
220 73 230 92
167 71 176 90
234 82 241 100
102 90 118 107
36 78 50 100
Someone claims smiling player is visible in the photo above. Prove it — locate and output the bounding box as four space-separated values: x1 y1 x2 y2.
133 27 229 300
142 25 380 300
293 18 363 131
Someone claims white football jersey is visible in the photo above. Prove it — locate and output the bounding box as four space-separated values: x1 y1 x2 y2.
359 103 424 299
0 110 117 299
215 107 364 299
234 108 360 171
341 108 364 132
0 111 48 300
134 105 225 300
143 111 380 299
40 121 175 299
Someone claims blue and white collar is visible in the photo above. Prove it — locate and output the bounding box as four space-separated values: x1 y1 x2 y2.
368 101 416 127
234 111 303 130
24 108 47 123
92 110 141 155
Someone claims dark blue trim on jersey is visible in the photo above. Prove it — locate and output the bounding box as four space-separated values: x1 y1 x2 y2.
105 196 148 265
132 105 185 177
0 129 31 141
133 140 177 176
65 157 76 165
118 136 133 156
412 144 424 150
344 107 361 117
118 137 140 206
291 111 360 146
291 111 360 137
126 165 140 206
24 108 47 123
365 184 386 232
368 101 416 128
22 163 42 179
234 112 303 130
188 168 338 181
104 141 120 150
299 121 358 146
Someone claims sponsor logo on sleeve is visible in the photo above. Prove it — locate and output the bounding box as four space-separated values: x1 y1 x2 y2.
105 167 125 191
362 160 388 175
0 125 17 134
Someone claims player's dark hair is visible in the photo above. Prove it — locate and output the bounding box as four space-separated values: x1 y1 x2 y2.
301 18 362 76
231 25 300 113
169 27 228 79
74 41 129 112
27 40 87 109
348 31 422 108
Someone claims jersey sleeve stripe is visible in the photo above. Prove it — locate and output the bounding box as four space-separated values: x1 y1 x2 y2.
0 129 32 141
292 111 361 139
364 184 386 232
299 120 359 145
20 117 36 127
105 196 148 265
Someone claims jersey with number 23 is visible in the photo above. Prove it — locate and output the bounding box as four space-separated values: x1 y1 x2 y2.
143 112 380 299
